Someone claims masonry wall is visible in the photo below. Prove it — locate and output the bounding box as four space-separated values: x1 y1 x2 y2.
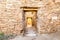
0 0 60 35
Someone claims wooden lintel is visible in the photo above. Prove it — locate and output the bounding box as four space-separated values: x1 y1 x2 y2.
20 6 39 11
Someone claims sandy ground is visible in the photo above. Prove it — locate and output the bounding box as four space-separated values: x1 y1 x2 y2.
9 31 60 40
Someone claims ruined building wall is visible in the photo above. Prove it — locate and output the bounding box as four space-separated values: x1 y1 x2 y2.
0 0 60 35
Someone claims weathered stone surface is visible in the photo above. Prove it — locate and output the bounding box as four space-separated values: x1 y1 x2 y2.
0 0 60 35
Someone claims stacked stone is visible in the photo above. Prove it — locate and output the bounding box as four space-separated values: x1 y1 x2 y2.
0 0 60 35
0 0 23 35
37 0 60 33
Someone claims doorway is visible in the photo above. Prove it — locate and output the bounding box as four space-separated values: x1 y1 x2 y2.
21 7 38 36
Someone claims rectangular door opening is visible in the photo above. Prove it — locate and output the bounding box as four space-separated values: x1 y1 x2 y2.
21 7 38 36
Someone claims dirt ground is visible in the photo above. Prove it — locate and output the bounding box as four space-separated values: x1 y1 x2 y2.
9 31 60 40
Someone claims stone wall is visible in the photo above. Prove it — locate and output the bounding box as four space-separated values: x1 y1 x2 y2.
0 0 23 35
0 0 60 35
37 1 60 33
